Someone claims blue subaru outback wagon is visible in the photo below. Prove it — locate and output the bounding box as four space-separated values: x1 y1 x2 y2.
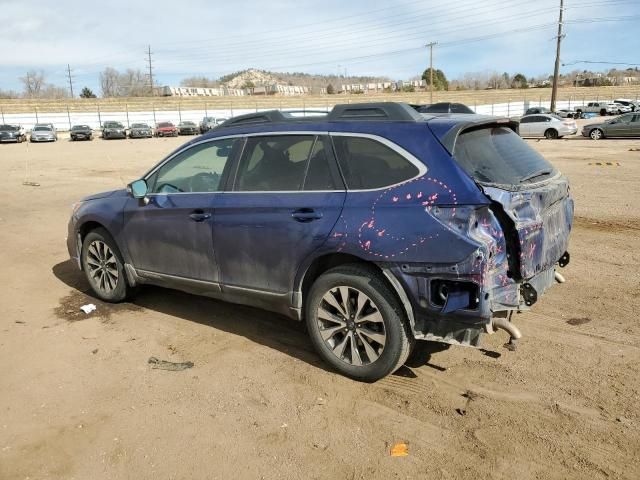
67 103 573 381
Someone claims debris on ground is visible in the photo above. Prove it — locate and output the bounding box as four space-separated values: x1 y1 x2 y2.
91 349 98 354
456 390 479 416
390 442 409 457
22 181 40 187
148 356 194 371
567 317 591 326
80 304 96 314
15 320 26 324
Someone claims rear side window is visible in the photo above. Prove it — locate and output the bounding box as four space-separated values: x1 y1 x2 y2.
454 127 557 186
303 137 340 191
332 136 420 189
234 135 314 191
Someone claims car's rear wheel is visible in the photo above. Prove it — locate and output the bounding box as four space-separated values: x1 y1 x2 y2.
544 129 558 140
600 109 607 116
590 128 604 140
305 264 413 382
81 228 133 303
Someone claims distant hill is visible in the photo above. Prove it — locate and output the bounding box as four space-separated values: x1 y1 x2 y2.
181 68 391 92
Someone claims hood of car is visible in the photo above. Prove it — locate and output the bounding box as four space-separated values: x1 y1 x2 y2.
81 188 127 202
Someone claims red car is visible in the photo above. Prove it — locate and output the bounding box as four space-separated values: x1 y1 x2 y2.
154 122 178 137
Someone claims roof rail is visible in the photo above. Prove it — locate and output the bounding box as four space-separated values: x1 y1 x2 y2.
328 102 424 122
218 110 288 128
217 102 425 129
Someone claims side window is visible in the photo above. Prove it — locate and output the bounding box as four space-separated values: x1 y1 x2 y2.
234 135 314 191
520 117 532 124
303 137 341 191
331 135 420 190
149 138 237 194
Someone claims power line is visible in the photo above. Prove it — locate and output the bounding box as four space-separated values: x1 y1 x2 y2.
146 45 154 96
550 0 564 111
66 64 75 98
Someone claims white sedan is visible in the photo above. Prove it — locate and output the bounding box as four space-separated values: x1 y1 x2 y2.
518 114 578 139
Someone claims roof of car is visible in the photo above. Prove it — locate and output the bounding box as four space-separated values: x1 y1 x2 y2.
200 103 516 153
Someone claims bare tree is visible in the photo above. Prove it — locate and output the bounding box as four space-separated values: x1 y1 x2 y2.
0 88 20 99
120 69 148 96
100 67 120 97
20 70 46 98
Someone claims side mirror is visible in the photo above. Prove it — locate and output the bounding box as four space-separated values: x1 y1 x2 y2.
128 179 148 198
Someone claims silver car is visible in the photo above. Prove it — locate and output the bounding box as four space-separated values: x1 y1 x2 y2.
518 114 577 139
30 124 58 142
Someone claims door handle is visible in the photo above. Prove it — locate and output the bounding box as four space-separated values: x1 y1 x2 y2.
291 208 322 223
189 210 211 222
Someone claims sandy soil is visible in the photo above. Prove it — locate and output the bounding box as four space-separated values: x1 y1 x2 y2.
0 128 639 479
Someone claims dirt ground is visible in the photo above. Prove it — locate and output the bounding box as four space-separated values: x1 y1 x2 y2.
1 123 639 479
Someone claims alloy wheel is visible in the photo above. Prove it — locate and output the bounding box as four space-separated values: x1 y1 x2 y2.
590 129 602 140
85 240 119 293
316 286 386 366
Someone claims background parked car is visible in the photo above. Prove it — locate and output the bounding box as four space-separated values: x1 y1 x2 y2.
582 112 640 140
524 106 551 116
576 102 618 116
102 121 127 139
199 116 228 133
415 102 475 114
178 121 199 135
612 102 632 114
0 124 27 143
555 109 578 119
129 123 153 138
154 121 178 137
70 125 93 141
614 99 639 112
518 114 577 139
30 124 57 142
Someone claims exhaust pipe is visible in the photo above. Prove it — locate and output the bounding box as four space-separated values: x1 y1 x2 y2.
490 317 522 351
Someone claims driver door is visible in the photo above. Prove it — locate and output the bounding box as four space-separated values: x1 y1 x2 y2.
122 137 240 283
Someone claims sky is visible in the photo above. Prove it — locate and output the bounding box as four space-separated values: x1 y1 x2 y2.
0 0 638 95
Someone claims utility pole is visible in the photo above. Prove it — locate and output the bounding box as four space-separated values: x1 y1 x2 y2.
550 0 564 112
146 45 154 96
66 64 74 98
426 42 437 103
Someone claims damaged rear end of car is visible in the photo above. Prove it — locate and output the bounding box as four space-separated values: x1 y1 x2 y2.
388 116 573 349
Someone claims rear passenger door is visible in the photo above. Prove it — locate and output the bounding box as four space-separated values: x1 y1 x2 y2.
213 133 346 298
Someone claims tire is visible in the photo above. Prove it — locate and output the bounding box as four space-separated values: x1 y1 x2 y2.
590 128 604 140
305 264 413 382
600 109 607 116
544 129 558 140
81 228 134 303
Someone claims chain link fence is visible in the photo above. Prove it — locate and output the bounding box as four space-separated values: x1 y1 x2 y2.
1 91 638 131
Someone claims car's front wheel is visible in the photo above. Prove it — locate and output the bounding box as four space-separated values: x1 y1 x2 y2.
81 228 133 303
590 128 604 140
305 264 413 382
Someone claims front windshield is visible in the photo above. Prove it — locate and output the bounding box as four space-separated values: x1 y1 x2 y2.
72 125 90 130
34 126 51 131
158 122 173 127
182 121 195 126
107 123 124 128
132 123 148 128
0 125 19 131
